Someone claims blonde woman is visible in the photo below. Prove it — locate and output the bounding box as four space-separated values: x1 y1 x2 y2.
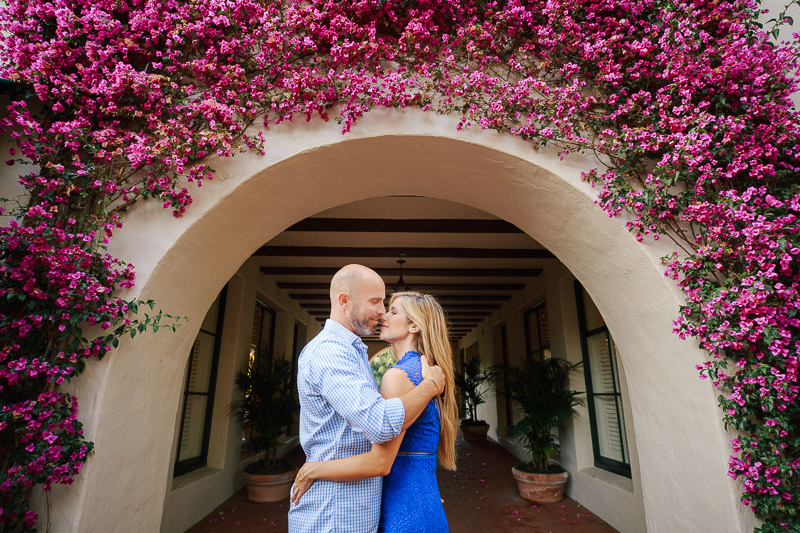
291 292 458 532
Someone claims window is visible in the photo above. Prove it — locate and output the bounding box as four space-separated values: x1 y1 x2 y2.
498 323 513 427
460 343 480 418
291 321 301 390
574 281 631 478
240 299 278 449
174 286 227 476
250 299 276 366
523 301 550 360
288 321 306 436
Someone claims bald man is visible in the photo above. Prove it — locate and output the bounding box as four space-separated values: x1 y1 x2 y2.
289 264 445 533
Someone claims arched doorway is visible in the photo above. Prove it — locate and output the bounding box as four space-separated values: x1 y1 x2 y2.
46 110 750 532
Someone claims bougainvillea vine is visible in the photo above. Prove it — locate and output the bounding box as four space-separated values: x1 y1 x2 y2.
0 0 798 530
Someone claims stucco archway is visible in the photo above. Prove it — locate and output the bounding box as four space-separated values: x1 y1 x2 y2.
47 109 751 532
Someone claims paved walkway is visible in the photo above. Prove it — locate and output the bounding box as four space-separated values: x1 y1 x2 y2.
187 436 617 532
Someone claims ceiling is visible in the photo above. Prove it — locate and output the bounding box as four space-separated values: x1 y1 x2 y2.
252 196 560 342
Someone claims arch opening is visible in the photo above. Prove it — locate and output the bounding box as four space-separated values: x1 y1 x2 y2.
47 113 750 533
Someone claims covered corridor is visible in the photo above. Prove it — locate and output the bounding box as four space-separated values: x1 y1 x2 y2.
165 194 644 531
186 435 617 533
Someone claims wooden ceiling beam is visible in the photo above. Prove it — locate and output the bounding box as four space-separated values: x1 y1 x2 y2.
254 246 555 259
261 267 542 277
278 282 525 291
439 304 501 309
298 303 490 316
306 313 481 326
286 218 524 233
289 294 511 302
299 301 500 310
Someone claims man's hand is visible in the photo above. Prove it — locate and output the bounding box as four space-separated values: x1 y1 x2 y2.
420 354 445 396
290 462 317 505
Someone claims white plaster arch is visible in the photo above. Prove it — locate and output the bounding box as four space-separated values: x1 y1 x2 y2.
46 109 752 532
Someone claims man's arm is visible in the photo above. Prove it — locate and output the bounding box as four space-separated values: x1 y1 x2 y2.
291 369 415 504
314 342 445 442
311 340 404 443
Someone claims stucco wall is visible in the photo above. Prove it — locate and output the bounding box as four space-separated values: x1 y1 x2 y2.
556 271 646 533
0 117 26 229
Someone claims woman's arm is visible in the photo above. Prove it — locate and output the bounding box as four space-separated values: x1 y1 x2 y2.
290 368 414 504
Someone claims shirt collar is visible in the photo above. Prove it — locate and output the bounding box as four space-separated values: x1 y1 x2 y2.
324 319 367 350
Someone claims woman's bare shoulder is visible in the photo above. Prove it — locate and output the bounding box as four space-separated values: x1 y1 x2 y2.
380 367 415 399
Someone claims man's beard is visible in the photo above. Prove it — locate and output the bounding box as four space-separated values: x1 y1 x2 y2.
348 309 375 336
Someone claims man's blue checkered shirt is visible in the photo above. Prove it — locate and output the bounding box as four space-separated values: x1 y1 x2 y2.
288 320 405 533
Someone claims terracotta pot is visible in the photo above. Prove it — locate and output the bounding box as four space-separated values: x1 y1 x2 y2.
242 465 298 503
460 421 490 442
511 465 568 504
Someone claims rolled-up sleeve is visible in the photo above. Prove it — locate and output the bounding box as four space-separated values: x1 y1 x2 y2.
312 339 404 444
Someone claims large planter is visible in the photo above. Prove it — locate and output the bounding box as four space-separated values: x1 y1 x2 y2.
460 420 490 442
242 465 299 502
511 465 569 504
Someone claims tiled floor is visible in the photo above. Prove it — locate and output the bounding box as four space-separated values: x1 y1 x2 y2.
186 436 617 532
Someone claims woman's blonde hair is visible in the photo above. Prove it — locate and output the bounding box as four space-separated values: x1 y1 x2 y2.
390 292 457 470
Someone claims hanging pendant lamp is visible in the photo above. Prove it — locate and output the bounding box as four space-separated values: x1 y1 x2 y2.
392 259 410 292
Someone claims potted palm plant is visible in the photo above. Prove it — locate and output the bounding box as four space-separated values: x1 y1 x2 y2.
504 357 583 503
454 354 495 442
230 352 298 502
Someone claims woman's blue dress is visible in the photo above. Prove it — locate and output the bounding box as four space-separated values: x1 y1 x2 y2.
379 350 448 533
